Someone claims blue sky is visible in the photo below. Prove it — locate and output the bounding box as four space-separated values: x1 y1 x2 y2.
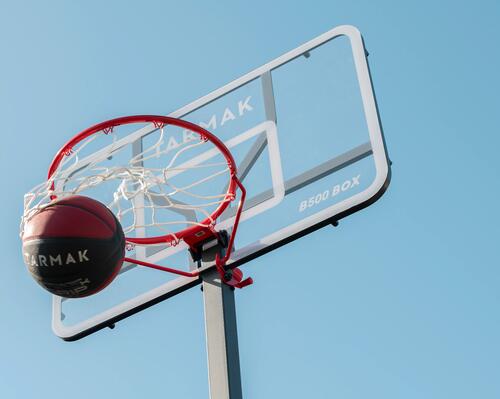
1 1 500 398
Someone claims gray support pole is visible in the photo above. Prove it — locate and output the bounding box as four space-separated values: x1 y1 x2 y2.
201 243 243 399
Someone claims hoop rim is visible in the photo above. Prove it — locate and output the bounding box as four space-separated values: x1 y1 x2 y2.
47 115 240 246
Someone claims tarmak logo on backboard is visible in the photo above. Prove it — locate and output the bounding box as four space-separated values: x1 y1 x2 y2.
166 96 254 153
198 96 253 131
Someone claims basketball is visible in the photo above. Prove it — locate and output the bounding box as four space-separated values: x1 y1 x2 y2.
21 195 125 298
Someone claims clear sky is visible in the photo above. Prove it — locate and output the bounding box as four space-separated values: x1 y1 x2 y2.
1 1 500 398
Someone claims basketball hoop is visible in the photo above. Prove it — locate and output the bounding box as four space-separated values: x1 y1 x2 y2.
22 115 252 289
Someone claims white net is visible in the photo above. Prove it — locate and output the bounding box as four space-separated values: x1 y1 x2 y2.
21 120 235 246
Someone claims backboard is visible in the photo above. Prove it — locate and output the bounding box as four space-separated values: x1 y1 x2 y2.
51 25 390 340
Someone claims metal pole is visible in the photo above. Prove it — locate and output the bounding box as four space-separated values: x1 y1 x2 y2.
201 242 243 399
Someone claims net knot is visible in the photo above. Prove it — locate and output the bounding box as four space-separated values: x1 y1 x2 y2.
169 235 181 247
125 242 135 252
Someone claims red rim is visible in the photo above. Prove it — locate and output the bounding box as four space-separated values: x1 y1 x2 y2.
48 115 239 246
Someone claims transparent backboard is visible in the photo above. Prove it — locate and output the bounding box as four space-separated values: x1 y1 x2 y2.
52 25 390 340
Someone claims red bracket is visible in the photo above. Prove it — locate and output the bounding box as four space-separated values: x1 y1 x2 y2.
218 266 253 289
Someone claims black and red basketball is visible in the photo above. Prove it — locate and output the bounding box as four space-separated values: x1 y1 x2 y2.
21 195 125 298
